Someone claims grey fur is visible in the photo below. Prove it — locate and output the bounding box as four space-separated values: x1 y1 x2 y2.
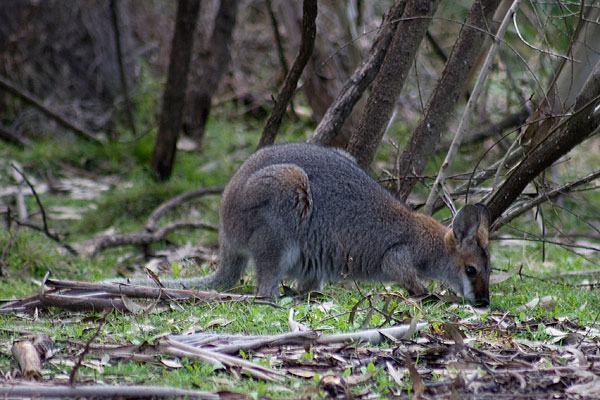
119 143 491 305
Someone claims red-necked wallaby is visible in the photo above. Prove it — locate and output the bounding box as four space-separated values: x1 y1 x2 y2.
143 142 492 305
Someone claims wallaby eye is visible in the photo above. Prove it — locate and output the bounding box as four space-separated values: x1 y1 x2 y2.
465 266 477 277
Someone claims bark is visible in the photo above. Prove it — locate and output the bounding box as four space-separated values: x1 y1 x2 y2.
151 0 201 181
257 0 317 149
309 0 407 146
486 61 600 223
395 0 502 201
346 0 442 169
183 0 238 142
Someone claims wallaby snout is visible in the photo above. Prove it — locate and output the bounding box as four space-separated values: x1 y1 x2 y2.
445 203 492 306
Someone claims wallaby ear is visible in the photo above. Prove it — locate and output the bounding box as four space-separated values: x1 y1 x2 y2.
474 203 491 229
474 203 491 247
452 204 481 248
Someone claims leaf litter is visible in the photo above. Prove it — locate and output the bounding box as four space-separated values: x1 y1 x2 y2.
1 280 599 399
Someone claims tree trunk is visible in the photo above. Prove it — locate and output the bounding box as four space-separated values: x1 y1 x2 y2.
151 0 201 181
183 0 238 143
308 0 407 147
346 0 441 169
257 0 317 149
395 0 501 201
486 61 600 224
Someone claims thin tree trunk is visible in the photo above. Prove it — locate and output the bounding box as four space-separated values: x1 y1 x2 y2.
257 0 317 149
308 0 407 147
151 0 201 181
183 0 238 142
109 0 137 138
395 0 501 201
486 61 600 223
346 0 441 169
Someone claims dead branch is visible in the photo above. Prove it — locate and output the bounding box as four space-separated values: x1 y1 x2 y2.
170 322 427 350
0 75 103 144
492 169 600 230
10 164 78 256
160 338 286 382
0 384 219 399
424 0 522 214
145 186 224 231
0 279 277 313
347 0 441 168
81 220 216 255
70 312 109 385
308 0 406 146
11 340 43 380
257 0 317 149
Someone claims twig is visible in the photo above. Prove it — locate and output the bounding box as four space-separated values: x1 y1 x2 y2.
265 0 298 120
491 169 600 230
0 75 103 144
424 0 523 214
145 186 223 231
257 0 317 148
109 0 137 138
10 164 78 255
0 384 219 399
69 311 110 386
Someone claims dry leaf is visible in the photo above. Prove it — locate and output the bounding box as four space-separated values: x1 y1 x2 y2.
344 371 374 385
517 296 539 311
205 318 233 329
386 361 405 386
160 358 183 369
287 368 317 378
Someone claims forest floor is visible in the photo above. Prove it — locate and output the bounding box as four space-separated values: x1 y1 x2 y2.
0 120 599 399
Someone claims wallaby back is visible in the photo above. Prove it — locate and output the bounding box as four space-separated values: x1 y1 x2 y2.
144 142 492 305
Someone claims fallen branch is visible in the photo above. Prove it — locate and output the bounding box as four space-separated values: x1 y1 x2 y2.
159 338 286 382
0 75 103 144
0 384 219 399
0 279 276 313
80 220 217 255
170 322 427 351
145 186 223 231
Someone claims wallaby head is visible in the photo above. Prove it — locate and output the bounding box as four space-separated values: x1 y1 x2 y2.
443 203 491 306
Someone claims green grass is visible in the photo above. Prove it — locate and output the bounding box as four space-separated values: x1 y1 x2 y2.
0 114 598 397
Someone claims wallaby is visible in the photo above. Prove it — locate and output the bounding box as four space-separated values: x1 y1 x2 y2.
125 142 492 305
